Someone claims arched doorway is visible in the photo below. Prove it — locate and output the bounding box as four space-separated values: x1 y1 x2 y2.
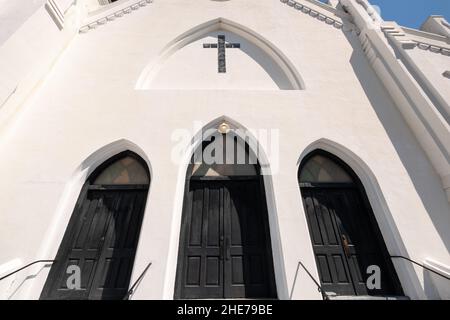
298 150 403 297
41 151 150 300
174 128 277 299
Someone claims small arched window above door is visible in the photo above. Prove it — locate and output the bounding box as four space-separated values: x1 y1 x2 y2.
190 132 258 177
299 154 353 184
93 155 150 185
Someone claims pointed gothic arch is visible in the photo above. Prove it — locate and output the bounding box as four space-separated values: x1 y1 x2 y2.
164 116 288 299
174 122 276 298
297 138 408 257
135 17 305 90
40 150 150 300
298 148 404 297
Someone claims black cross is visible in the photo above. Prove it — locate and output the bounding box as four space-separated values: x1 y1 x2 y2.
203 35 240 73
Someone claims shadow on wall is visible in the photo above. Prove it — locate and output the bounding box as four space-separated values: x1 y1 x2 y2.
234 32 293 90
147 31 294 90
423 269 450 298
344 30 450 298
135 17 305 91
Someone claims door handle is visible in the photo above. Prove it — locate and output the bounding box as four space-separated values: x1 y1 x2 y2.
220 236 224 260
341 234 351 258
225 238 231 261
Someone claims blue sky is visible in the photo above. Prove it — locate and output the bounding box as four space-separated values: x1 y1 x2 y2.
370 0 450 28
317 0 450 29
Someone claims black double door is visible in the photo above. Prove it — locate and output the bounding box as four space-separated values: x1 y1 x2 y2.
301 185 402 296
175 178 277 299
41 187 148 300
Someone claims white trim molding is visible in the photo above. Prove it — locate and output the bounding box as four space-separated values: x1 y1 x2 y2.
79 0 153 33
45 0 66 30
280 0 345 30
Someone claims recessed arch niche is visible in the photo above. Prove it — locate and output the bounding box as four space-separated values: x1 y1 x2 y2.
135 18 305 90
174 123 278 299
298 149 404 297
40 150 150 300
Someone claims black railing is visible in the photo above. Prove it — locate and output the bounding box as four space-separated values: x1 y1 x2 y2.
291 260 328 300
123 262 152 300
391 256 450 281
0 260 55 282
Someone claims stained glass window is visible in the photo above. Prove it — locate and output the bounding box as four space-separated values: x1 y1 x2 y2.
299 154 353 183
191 133 258 177
94 156 149 185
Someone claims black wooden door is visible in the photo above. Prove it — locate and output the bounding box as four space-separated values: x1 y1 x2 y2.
175 178 277 299
41 187 147 300
301 185 402 296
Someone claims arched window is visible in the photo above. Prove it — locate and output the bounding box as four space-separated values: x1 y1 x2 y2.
93 155 149 185
299 154 353 183
41 151 150 300
190 132 258 177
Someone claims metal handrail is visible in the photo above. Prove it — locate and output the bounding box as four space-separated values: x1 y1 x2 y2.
291 260 328 300
123 262 152 300
391 256 450 281
0 260 55 282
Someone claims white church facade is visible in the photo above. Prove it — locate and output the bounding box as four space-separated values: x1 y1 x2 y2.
0 0 449 300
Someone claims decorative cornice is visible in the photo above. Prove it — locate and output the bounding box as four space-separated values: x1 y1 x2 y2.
382 23 450 56
79 0 152 34
415 41 450 56
381 23 417 49
280 0 344 30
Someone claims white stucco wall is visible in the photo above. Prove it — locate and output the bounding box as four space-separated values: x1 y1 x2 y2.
0 0 449 300
0 0 48 46
407 48 450 110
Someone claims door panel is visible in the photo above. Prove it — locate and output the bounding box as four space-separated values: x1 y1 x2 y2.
179 183 224 299
176 179 276 299
41 189 147 300
302 188 355 295
302 186 402 297
224 180 275 298
89 190 146 299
